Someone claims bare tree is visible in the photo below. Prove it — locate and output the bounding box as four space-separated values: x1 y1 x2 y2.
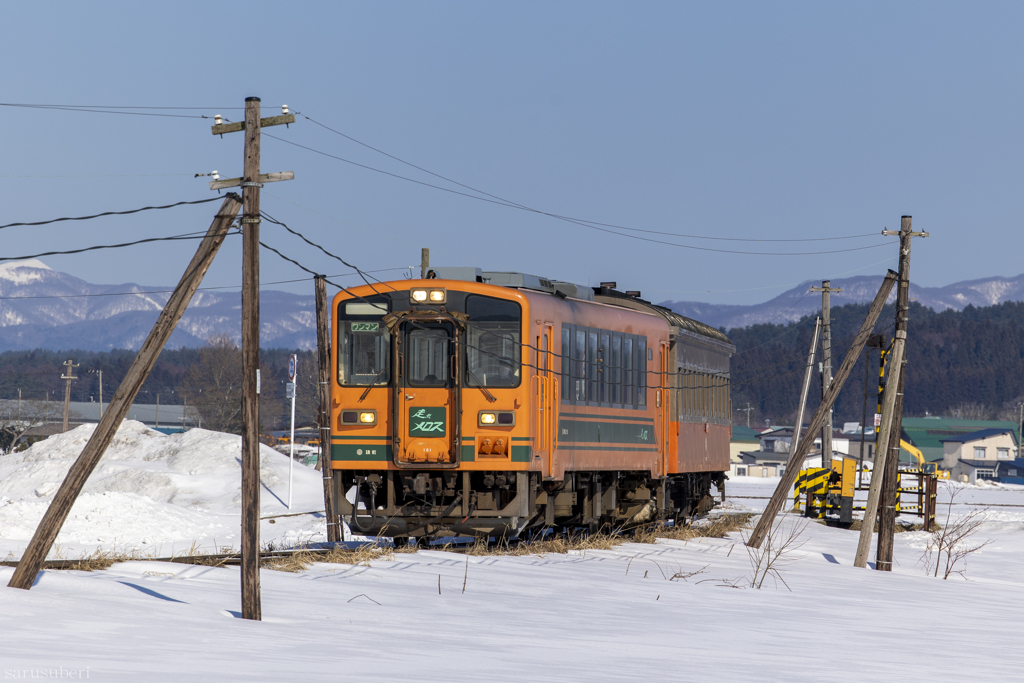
0 398 63 452
177 335 243 434
947 402 992 420
742 514 807 590
922 483 992 580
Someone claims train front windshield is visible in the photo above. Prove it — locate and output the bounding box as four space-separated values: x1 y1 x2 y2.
338 300 390 385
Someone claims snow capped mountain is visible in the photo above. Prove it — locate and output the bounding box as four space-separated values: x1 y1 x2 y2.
0 260 316 351
5 261 1024 350
661 273 1024 331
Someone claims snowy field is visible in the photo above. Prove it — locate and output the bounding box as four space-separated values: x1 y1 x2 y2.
2 425 1023 681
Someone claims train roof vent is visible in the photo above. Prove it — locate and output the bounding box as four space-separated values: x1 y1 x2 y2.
425 267 482 282
479 271 554 293
550 281 594 301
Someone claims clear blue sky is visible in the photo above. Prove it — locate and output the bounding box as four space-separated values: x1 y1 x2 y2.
3 2 1021 305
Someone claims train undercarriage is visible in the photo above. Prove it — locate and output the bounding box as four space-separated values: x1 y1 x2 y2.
334 470 726 542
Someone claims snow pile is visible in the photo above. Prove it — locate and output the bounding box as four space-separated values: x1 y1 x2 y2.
0 421 329 558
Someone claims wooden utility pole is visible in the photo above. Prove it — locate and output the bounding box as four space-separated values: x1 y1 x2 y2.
8 194 242 590
791 317 821 454
810 281 842 465
240 96 264 621
876 216 928 571
421 248 430 278
211 100 294 621
747 271 898 549
854 336 904 568
98 370 103 419
61 359 78 432
315 275 340 542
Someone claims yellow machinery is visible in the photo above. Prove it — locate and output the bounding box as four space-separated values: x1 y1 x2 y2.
793 458 857 526
795 459 938 529
900 439 950 479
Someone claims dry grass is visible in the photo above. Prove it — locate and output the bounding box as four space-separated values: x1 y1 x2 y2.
14 513 756 574
262 543 400 572
439 512 755 558
635 513 755 543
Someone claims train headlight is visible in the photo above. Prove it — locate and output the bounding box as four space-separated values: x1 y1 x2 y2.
411 289 428 302
341 410 377 425
428 288 447 303
478 410 515 426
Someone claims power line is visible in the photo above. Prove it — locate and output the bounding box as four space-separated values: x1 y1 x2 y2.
300 114 882 244
0 229 239 263
266 131 894 257
1 173 194 179
0 103 239 119
0 195 226 232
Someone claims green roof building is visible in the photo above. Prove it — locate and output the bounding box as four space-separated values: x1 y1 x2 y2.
900 417 1020 464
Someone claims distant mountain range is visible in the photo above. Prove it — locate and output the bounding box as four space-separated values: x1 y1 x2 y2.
0 260 314 352
3 260 1024 351
660 273 1024 331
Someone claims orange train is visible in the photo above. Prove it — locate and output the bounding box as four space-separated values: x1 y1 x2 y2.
330 268 734 541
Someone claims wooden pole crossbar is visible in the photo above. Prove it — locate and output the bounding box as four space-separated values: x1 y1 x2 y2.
746 270 898 549
7 194 242 590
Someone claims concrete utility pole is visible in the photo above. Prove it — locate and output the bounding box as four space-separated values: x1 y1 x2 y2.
876 216 928 571
810 281 842 467
421 248 430 279
859 334 885 488
1018 402 1023 460
736 403 754 428
792 318 822 455
211 97 296 621
61 360 79 432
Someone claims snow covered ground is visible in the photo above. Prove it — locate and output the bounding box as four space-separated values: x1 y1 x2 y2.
1 428 1023 681
0 422 333 561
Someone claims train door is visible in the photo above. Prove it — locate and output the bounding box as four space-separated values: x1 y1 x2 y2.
394 318 461 467
534 324 556 466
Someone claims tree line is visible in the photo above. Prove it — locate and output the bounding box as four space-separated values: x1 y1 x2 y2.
726 300 1024 427
0 340 320 436
4 298 1024 438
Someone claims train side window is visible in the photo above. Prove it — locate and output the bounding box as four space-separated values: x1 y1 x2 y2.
637 338 647 406
465 295 521 388
337 298 390 386
561 326 571 401
587 331 599 403
610 336 621 404
623 337 633 408
575 329 586 402
599 333 609 404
